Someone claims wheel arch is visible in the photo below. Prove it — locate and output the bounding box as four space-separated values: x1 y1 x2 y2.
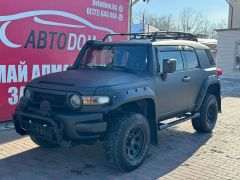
117 98 158 145
194 80 221 113
106 88 158 145
206 83 221 112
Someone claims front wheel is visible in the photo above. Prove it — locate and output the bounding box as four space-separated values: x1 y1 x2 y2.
104 112 150 172
192 94 218 132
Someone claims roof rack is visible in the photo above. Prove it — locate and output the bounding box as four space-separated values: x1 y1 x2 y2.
102 33 152 42
102 31 198 42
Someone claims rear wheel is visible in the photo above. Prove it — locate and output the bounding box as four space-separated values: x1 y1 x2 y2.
30 136 59 148
192 94 218 132
104 112 150 172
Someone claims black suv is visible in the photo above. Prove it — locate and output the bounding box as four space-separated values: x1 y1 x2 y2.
13 32 222 172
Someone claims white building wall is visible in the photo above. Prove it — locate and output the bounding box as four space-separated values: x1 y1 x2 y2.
217 30 240 78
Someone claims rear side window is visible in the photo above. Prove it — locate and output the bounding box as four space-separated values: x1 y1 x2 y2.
196 49 215 68
158 51 184 72
206 49 216 66
182 51 200 69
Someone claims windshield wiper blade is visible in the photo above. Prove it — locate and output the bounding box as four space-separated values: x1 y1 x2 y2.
111 66 152 75
78 64 107 69
111 66 138 72
89 65 109 69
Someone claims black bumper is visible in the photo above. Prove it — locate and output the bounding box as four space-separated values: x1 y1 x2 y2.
13 110 107 145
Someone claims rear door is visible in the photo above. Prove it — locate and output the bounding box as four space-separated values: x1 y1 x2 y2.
182 48 205 108
155 46 190 116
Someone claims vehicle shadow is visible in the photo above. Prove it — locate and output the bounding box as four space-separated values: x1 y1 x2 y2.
0 127 212 180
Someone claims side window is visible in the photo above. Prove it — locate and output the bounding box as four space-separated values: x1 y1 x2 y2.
206 49 216 66
196 49 215 68
182 51 200 69
158 51 184 72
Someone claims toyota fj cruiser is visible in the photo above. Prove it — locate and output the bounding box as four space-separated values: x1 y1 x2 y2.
13 31 222 172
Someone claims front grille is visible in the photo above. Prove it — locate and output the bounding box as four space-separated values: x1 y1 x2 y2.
32 91 66 108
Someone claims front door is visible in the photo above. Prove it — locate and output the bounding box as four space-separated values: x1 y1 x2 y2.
155 46 190 117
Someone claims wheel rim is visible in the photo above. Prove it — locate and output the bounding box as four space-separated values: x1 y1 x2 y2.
207 103 217 126
126 127 144 159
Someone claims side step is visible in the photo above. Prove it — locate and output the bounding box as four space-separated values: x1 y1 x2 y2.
158 113 200 131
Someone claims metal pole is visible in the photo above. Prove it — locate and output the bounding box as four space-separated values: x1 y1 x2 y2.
143 14 145 33
129 0 133 33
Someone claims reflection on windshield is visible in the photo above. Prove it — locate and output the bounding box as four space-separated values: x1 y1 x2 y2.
79 45 149 72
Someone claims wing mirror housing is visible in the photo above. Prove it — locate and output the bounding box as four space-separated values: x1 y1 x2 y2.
162 59 176 80
163 59 176 74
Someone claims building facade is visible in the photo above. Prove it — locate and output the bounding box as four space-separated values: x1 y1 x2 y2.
216 0 240 78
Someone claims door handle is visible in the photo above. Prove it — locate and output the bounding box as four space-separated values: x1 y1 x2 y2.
183 76 191 82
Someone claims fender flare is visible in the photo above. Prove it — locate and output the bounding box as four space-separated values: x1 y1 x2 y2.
106 86 156 112
104 86 158 145
194 78 221 112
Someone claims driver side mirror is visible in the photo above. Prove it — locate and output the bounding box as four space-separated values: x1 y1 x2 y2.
163 59 176 74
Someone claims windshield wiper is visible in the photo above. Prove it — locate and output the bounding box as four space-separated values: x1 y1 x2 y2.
89 65 109 69
78 64 107 69
111 66 138 72
111 66 152 75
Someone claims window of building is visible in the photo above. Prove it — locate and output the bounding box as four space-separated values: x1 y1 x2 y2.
235 42 240 71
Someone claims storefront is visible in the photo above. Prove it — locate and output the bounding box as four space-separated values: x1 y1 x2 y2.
0 0 130 122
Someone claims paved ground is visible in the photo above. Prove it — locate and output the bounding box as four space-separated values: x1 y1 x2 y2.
0 79 240 180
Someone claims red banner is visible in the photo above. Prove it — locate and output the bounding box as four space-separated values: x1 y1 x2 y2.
0 0 129 121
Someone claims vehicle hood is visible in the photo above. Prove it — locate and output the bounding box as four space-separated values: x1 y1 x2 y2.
28 69 149 95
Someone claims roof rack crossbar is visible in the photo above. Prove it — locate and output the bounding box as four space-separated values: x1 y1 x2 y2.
102 31 198 42
102 33 154 42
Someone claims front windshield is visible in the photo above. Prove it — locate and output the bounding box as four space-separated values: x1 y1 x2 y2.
79 45 149 72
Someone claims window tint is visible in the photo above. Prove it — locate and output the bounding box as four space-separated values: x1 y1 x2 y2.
158 51 184 72
80 45 148 72
206 49 216 66
196 49 215 67
182 51 200 69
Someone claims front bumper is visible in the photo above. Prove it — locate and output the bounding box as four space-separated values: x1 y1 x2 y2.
13 109 107 145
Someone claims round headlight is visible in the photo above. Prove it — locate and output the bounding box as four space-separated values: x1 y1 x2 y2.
24 88 31 99
69 94 82 109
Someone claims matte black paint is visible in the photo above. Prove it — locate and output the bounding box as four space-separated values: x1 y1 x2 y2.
13 39 221 145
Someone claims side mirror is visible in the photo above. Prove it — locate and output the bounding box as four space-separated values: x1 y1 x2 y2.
163 59 176 74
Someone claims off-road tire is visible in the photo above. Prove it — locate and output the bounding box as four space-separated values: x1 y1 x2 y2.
192 94 218 132
104 112 150 172
30 135 59 148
